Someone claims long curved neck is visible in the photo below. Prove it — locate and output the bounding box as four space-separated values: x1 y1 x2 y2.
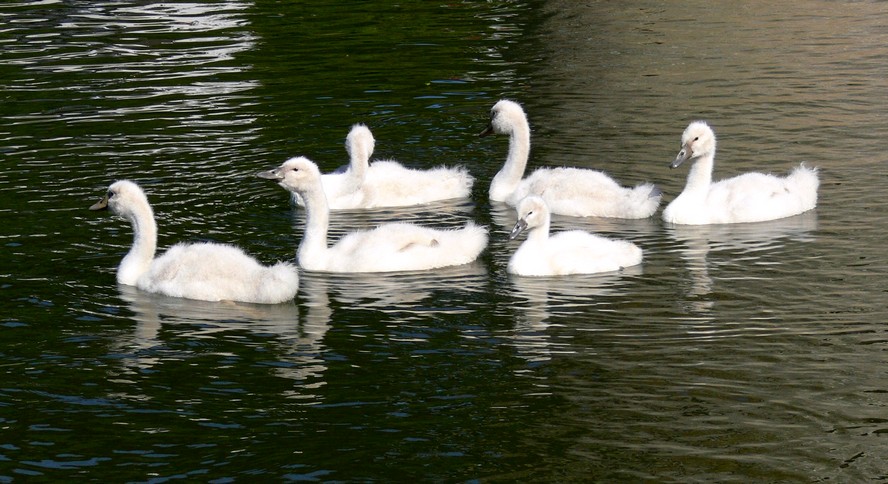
490 118 531 201
681 150 715 196
297 184 331 269
118 201 157 285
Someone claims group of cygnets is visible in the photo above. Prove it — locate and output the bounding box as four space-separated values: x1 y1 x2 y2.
90 99 820 304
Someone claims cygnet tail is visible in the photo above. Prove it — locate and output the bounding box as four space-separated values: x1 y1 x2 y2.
255 262 300 304
431 165 475 199
624 182 662 219
433 223 488 267
453 165 476 194
786 163 819 211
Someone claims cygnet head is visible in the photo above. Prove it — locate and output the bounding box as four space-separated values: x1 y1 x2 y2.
257 156 322 195
89 180 149 218
479 99 527 137
509 195 550 240
345 123 375 163
671 121 716 168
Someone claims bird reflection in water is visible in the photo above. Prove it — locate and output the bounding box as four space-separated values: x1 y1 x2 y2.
114 283 328 401
667 210 818 315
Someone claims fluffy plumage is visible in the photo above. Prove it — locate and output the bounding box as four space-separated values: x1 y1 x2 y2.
293 123 473 209
481 99 661 219
507 196 643 276
662 121 819 225
90 180 298 304
259 157 488 272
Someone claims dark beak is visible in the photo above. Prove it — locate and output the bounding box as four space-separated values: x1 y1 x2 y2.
509 218 528 240
479 124 494 138
670 146 692 169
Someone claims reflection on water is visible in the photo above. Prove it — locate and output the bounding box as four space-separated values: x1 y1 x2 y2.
300 262 488 315
506 267 642 365
114 258 490 395
667 211 818 314
116 284 328 401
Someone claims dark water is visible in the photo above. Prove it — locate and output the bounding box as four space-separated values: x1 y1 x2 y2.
2 0 888 481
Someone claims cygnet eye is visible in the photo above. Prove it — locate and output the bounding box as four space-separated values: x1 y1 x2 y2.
693 136 699 141
107 190 114 198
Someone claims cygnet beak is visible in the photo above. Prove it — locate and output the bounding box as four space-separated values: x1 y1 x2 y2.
89 194 109 211
256 168 283 181
671 146 693 169
509 218 528 240
479 124 494 137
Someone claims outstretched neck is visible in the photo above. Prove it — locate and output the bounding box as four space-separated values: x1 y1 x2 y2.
118 202 157 285
489 121 531 201
297 185 331 270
